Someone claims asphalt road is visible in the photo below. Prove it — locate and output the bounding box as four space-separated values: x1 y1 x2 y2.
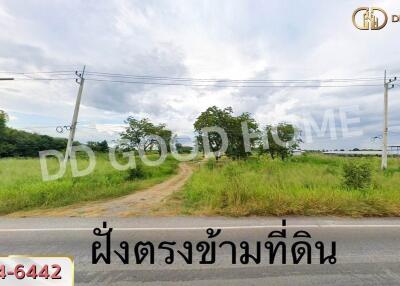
1 217 400 285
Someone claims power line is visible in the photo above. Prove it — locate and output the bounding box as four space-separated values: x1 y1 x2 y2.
86 71 386 83
0 70 75 75
85 78 383 88
1 68 396 88
12 77 77 81
0 70 76 81
84 70 391 87
1 69 396 87
0 69 395 81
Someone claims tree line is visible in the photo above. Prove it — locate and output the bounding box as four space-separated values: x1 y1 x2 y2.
1 106 300 160
121 106 301 161
0 110 68 157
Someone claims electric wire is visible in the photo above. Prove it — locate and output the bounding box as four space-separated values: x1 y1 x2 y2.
85 71 386 83
84 78 383 88
2 69 397 88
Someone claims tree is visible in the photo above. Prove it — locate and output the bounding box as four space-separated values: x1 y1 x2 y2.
194 106 231 159
175 142 193 154
120 117 172 154
87 140 109 152
194 106 258 160
0 111 14 156
0 110 70 158
0 110 8 136
260 123 301 160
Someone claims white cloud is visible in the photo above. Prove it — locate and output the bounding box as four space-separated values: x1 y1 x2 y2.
0 0 399 149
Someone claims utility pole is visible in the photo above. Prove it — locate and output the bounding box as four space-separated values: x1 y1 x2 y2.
0 78 14 81
381 70 397 170
64 66 85 165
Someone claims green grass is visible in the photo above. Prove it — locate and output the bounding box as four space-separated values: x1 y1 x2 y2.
182 154 400 217
0 153 179 214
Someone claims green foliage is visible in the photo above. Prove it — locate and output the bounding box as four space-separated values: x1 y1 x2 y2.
259 123 301 161
182 154 400 217
121 117 172 153
127 163 146 179
87 140 109 152
0 110 68 158
0 110 7 134
194 106 258 160
175 142 193 154
342 161 372 190
0 154 179 214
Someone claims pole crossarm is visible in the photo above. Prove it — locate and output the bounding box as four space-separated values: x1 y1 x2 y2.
387 77 397 90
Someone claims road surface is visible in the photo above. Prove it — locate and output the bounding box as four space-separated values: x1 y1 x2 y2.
1 217 400 285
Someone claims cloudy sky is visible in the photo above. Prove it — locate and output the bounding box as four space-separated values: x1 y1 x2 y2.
1 0 400 150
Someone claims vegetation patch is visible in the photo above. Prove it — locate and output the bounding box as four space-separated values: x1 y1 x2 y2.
342 161 372 190
0 154 179 214
181 154 400 217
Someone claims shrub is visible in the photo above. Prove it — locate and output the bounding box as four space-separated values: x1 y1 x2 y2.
342 161 372 190
127 164 146 180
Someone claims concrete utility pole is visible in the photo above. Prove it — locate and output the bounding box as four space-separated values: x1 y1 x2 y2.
64 66 85 165
381 70 397 170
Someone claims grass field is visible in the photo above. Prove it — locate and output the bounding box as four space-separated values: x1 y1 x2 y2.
181 154 400 217
0 153 179 214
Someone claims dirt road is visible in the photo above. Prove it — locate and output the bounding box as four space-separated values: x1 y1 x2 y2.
8 163 194 217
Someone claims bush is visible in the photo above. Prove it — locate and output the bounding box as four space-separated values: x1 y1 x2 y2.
342 161 372 190
127 164 146 180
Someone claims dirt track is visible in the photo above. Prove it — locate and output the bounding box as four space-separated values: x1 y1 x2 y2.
8 163 194 217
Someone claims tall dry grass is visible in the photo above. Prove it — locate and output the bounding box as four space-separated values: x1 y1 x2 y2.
182 154 400 216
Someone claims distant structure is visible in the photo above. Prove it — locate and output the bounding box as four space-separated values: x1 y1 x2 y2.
388 146 400 156
324 146 400 157
324 150 381 156
293 149 305 156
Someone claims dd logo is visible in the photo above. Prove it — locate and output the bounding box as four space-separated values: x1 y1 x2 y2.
352 7 400 30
